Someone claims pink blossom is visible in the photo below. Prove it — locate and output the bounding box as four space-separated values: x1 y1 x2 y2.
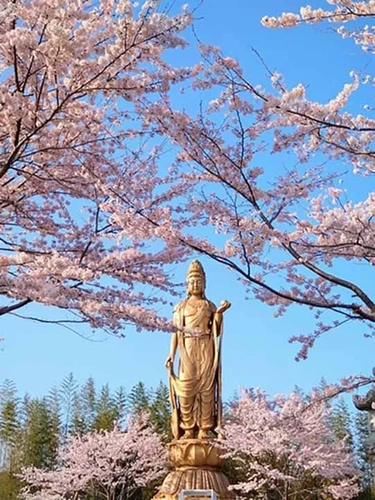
0 0 194 333
222 390 360 500
21 415 167 500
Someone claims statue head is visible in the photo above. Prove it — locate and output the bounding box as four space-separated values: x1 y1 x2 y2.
186 260 206 297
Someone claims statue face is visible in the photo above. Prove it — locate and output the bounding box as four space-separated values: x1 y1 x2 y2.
187 275 205 296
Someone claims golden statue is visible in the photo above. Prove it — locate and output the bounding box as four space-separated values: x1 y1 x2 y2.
154 261 234 500
165 260 231 440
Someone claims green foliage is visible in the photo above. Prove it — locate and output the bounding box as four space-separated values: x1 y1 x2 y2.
0 400 19 446
93 384 118 431
127 380 171 441
128 381 151 414
149 381 171 441
354 410 373 498
59 372 79 438
4 374 375 500
22 398 59 469
0 375 171 500
114 385 127 426
80 377 96 430
329 398 354 451
0 379 20 448
0 375 172 498
0 470 21 500
0 379 22 498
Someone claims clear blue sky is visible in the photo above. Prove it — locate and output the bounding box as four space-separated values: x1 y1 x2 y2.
1 0 374 401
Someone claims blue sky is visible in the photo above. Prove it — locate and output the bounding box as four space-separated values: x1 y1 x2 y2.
1 0 375 401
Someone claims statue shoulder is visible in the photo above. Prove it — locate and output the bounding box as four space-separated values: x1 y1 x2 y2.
173 299 188 328
173 299 188 314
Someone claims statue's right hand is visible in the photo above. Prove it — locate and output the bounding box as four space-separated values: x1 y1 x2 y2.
165 356 173 369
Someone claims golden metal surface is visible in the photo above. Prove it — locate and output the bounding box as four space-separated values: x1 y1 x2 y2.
165 260 231 440
168 439 224 469
155 440 234 500
154 262 234 500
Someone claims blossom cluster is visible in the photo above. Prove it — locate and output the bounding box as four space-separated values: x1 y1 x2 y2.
222 390 360 499
21 415 167 500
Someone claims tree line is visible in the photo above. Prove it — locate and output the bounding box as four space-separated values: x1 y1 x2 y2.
0 375 374 500
0 375 171 499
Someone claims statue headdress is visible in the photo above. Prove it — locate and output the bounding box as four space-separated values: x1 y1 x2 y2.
186 260 206 285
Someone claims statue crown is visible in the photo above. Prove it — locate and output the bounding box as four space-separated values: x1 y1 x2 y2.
187 260 206 282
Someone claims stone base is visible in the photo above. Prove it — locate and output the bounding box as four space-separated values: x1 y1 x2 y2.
154 439 234 500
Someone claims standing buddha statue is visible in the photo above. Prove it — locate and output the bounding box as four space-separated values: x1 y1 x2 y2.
165 260 231 440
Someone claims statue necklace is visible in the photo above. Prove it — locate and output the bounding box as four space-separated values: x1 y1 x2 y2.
187 297 207 313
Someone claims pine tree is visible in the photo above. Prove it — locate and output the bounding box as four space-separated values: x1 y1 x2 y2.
0 470 22 500
149 382 171 441
0 380 19 452
59 373 78 439
93 384 117 431
355 410 373 499
71 393 86 435
128 382 151 415
114 386 127 426
22 398 59 469
0 381 21 466
45 386 61 445
0 380 22 500
80 377 96 431
0 399 20 472
0 400 19 454
330 398 354 451
0 380 18 405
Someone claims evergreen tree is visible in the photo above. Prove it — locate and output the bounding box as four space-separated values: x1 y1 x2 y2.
0 400 20 468
0 375 175 500
71 393 86 435
93 384 117 431
0 380 18 406
18 394 32 437
0 400 19 455
114 386 127 426
330 398 354 451
149 382 171 441
128 382 151 415
0 470 22 500
46 386 61 445
22 398 59 469
59 373 78 439
0 379 19 451
355 410 373 499
80 377 96 431
0 380 21 500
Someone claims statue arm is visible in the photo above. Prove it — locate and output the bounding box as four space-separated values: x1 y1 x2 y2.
213 300 231 335
213 311 223 336
165 301 184 369
165 331 178 368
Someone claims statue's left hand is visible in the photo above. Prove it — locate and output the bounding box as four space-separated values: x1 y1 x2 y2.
216 300 231 314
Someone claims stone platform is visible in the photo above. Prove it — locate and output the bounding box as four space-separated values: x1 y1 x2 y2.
154 439 234 500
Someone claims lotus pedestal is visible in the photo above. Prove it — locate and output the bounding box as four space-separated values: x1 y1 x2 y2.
154 439 233 500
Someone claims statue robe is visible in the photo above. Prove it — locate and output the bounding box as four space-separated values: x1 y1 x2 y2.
169 298 223 439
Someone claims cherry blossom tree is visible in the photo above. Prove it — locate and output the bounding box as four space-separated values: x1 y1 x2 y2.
141 0 375 360
20 415 167 500
3 0 375 364
222 389 360 500
0 0 198 334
